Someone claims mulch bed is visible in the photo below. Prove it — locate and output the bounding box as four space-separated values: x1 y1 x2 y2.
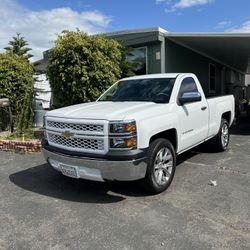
0 140 42 153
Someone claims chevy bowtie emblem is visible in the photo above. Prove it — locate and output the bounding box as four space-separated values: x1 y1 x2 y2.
62 131 74 137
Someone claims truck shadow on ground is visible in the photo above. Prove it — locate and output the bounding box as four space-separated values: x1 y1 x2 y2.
9 163 150 203
9 149 202 203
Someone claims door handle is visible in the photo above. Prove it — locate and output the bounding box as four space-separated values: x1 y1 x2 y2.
201 106 207 111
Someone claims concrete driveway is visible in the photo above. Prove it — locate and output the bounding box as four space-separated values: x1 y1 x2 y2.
0 118 250 250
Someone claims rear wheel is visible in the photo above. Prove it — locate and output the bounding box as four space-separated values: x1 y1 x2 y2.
143 139 176 194
213 118 230 152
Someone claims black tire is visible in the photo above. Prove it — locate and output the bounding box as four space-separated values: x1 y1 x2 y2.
143 138 176 194
212 118 230 152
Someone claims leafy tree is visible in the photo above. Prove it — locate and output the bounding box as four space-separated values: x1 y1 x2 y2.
4 33 33 60
0 52 35 131
47 30 134 107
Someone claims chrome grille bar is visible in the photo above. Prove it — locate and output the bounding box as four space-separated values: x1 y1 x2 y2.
48 132 104 153
47 120 104 134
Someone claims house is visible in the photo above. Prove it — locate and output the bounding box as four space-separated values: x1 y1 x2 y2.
36 27 250 100
105 27 250 97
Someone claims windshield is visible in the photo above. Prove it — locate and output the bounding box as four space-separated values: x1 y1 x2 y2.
98 78 176 103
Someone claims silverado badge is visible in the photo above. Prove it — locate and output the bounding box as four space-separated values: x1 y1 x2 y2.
62 131 74 137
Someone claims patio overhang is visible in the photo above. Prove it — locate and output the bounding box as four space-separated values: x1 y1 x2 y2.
165 32 250 74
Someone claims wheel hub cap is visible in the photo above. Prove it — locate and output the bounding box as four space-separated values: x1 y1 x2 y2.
221 123 229 148
154 147 173 185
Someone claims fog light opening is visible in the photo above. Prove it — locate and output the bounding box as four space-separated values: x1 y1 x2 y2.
48 158 60 169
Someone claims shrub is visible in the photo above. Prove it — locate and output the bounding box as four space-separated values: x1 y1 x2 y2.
47 30 134 107
0 52 35 131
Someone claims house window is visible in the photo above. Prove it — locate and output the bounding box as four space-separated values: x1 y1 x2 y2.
127 47 147 75
209 64 216 93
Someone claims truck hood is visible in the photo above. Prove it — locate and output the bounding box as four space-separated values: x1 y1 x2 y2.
47 101 169 121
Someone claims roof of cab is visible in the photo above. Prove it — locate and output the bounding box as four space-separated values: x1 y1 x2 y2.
122 73 180 81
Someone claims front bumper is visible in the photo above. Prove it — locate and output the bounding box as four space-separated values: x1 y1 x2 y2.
42 147 148 182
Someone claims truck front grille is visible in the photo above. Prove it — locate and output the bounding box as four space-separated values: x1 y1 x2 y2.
46 118 108 154
48 133 104 152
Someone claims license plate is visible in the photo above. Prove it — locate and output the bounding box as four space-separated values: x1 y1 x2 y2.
61 164 78 178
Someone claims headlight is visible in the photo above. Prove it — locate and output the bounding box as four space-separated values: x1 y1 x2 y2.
110 120 136 134
110 136 137 149
109 120 137 149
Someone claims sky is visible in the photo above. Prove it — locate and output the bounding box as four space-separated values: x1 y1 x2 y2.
1 0 250 61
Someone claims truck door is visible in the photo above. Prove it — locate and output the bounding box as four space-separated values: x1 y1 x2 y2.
176 77 209 151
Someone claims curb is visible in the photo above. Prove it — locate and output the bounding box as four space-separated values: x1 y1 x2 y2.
0 140 42 153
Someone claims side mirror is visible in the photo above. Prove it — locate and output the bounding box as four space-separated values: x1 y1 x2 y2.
179 92 201 105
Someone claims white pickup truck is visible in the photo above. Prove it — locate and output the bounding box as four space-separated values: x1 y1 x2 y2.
42 73 235 193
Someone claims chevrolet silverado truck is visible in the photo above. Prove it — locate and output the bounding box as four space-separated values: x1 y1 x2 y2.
42 73 235 194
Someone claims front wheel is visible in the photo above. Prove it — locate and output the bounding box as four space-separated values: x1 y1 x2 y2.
143 139 176 194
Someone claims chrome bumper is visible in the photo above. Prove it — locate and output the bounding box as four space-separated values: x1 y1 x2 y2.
42 148 147 182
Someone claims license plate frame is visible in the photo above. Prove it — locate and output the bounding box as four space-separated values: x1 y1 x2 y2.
60 164 78 178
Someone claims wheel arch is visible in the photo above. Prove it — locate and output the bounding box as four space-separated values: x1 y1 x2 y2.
149 128 178 152
222 111 231 124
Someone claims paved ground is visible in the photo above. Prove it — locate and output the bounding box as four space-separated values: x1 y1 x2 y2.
0 118 250 250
